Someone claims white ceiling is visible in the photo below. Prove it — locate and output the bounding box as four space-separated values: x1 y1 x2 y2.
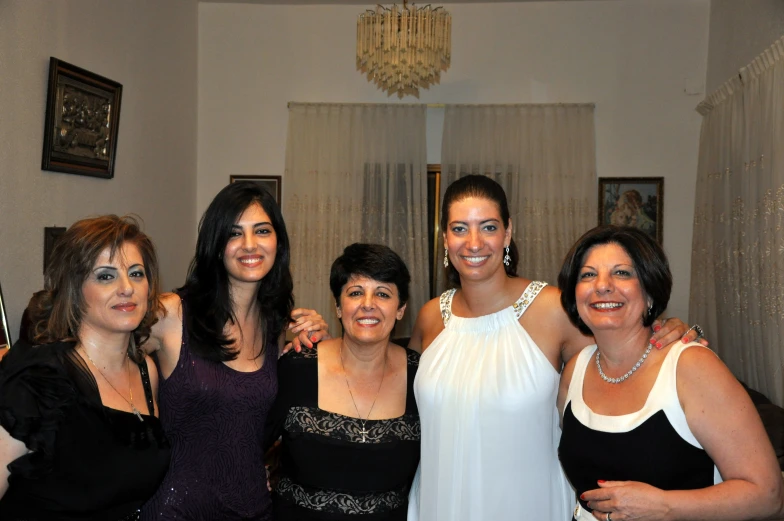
201 0 595 4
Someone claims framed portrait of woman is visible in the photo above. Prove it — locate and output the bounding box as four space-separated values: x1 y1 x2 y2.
598 177 663 243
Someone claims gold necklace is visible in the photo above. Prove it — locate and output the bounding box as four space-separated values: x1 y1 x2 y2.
339 343 387 443
80 347 144 422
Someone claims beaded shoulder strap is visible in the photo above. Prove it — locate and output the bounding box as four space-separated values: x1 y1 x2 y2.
439 288 457 325
138 359 155 416
512 281 548 319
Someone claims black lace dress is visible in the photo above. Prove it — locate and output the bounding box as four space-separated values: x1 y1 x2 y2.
265 348 421 521
0 341 170 521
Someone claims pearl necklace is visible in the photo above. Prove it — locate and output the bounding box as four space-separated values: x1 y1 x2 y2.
595 343 653 384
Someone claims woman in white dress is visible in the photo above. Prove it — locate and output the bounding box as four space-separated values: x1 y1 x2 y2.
407 175 700 521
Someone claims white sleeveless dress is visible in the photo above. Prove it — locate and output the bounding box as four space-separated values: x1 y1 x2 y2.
408 281 573 521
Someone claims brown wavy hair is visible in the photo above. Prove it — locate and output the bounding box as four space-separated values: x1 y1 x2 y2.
27 215 162 361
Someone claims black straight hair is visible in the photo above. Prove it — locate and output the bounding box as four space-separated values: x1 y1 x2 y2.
180 181 294 361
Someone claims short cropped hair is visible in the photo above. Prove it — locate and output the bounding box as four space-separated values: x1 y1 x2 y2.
329 243 410 309
558 226 672 335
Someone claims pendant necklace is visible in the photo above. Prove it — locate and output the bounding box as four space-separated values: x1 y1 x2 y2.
340 343 387 443
80 347 144 421
595 342 653 384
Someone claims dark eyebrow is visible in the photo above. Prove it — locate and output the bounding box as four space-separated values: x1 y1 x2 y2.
231 221 272 228
448 218 501 226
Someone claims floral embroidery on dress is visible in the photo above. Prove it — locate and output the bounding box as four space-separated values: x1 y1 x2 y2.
284 407 420 443
276 477 408 515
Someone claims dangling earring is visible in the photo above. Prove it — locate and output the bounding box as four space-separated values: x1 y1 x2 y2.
336 306 342 319
443 246 449 268
503 245 511 267
646 302 653 321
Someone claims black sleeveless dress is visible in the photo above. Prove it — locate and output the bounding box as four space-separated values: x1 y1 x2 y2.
0 341 170 521
265 348 421 520
558 342 718 520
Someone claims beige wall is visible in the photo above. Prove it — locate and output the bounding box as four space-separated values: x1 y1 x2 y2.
706 0 784 93
197 0 710 321
0 0 198 340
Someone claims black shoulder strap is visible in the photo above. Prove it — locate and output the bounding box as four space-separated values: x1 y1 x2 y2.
138 359 155 416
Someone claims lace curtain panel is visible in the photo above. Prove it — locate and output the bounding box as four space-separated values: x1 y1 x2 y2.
437 104 597 293
690 37 784 406
284 103 428 336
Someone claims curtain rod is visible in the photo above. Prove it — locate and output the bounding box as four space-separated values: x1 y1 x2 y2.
287 102 595 108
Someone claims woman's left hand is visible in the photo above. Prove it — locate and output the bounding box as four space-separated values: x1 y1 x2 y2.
650 317 708 350
284 308 331 353
584 480 668 521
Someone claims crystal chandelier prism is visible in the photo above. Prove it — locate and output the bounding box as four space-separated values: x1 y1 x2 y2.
356 2 452 98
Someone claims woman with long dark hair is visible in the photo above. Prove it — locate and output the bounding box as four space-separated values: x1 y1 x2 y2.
142 181 309 520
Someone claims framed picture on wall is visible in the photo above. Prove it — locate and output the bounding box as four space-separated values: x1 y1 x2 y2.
44 226 67 273
230 175 282 206
41 57 123 179
598 177 663 243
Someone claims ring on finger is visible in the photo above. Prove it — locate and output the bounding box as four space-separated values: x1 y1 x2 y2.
606 513 612 521
687 324 705 339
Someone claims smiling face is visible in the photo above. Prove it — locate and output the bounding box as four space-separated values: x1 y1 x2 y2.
338 275 406 346
223 202 278 287
575 242 650 334
80 243 149 337
444 196 512 283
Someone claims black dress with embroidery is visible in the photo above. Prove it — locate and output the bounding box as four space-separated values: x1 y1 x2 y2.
265 348 421 521
0 341 170 521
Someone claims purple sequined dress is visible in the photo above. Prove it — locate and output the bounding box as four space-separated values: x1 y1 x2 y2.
142 299 277 520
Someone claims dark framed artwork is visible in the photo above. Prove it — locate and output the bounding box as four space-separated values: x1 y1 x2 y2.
44 226 67 274
230 175 282 206
598 177 664 243
41 57 123 179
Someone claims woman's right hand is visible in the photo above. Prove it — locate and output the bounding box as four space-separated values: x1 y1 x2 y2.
583 480 668 521
283 308 331 354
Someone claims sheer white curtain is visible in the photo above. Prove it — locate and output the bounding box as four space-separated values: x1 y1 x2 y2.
438 104 597 292
690 37 784 406
284 103 428 336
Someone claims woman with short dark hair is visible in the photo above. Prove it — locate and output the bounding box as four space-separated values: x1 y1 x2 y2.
266 243 420 521
0 215 170 520
557 225 783 521
558 225 672 336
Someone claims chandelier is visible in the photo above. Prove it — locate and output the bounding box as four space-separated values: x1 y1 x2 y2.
356 1 451 98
